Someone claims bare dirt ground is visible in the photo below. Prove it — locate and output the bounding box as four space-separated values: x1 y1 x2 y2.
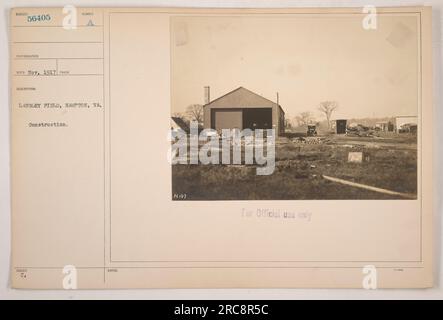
171 133 417 200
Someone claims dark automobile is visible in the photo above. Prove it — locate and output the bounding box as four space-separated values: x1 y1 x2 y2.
307 125 317 136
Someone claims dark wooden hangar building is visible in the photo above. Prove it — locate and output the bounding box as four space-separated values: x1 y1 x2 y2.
203 87 285 136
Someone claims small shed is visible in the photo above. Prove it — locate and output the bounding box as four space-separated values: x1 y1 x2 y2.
335 119 347 134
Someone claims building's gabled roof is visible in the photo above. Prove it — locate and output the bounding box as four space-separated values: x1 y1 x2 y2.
171 116 190 132
204 87 285 114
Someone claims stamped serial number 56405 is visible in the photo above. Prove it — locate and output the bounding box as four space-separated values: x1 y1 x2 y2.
27 14 51 22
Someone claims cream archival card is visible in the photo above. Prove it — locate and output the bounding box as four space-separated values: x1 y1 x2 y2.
10 6 433 288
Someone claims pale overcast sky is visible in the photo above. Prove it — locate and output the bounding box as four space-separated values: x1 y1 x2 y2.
171 14 419 120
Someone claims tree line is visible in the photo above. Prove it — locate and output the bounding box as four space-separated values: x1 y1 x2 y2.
173 100 340 130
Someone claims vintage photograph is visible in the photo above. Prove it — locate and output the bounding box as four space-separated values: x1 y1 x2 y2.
170 14 419 200
8 5 434 292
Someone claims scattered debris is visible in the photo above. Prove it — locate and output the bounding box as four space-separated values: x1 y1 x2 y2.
346 123 377 137
399 123 418 134
292 137 324 144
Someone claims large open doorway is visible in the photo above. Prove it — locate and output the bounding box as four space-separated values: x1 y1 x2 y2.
242 108 272 130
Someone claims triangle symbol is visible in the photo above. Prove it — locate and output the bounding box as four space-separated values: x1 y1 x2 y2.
87 20 94 26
